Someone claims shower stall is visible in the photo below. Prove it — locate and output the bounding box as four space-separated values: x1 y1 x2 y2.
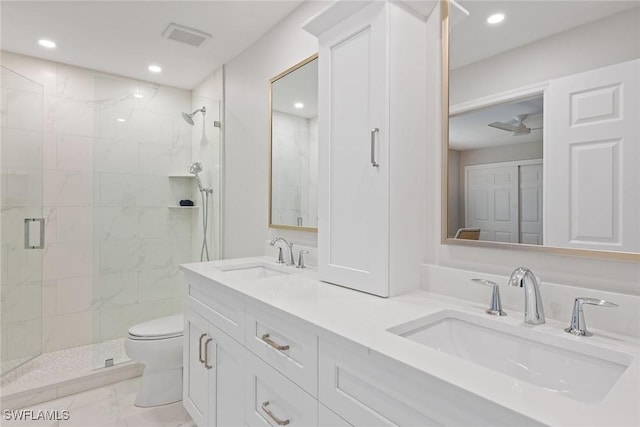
0 57 222 398
0 66 44 375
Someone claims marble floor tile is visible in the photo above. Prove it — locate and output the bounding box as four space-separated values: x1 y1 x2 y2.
2 377 193 427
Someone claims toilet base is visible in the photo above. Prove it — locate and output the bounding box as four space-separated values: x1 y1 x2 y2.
134 366 183 407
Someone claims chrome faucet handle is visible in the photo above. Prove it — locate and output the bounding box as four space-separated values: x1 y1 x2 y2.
296 250 309 269
564 297 617 337
275 246 285 264
471 279 507 316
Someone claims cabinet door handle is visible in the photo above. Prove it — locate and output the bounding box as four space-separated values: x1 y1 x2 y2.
204 338 213 369
261 333 290 351
198 333 207 364
370 128 379 167
261 401 290 426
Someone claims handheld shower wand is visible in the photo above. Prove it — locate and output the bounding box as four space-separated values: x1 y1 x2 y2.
188 162 213 262
188 162 205 193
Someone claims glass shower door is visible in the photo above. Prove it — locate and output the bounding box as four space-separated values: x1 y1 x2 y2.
1 66 45 374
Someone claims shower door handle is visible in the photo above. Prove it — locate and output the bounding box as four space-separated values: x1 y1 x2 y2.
24 218 45 249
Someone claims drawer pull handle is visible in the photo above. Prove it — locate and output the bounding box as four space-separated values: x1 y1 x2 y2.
261 333 290 351
204 338 213 369
261 401 290 426
198 333 207 364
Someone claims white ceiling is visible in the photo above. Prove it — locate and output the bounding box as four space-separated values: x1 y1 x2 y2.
272 57 318 118
451 1 638 69
449 96 543 151
0 1 304 89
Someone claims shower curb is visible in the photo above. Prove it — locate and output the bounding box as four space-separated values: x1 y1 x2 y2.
0 361 143 410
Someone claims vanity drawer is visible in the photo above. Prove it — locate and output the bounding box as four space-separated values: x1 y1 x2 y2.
245 351 318 427
245 301 318 397
318 336 539 427
319 403 352 427
185 271 245 343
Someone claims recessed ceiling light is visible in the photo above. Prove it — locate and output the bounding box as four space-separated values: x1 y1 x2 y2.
148 65 162 73
133 93 144 99
117 118 126 122
487 13 505 24
38 39 56 48
294 102 304 109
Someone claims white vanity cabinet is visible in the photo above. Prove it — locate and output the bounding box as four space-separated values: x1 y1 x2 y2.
318 336 542 427
304 0 428 297
182 265 547 427
183 278 246 427
183 310 245 427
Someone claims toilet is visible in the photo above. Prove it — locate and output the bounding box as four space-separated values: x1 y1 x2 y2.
125 314 184 407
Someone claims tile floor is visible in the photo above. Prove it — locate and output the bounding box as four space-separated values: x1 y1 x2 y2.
2 377 194 427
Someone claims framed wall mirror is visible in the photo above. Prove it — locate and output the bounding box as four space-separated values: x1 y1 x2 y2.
442 0 639 260
269 54 319 232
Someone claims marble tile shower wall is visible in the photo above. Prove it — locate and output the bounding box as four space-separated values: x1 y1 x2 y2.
271 111 317 228
1 52 194 353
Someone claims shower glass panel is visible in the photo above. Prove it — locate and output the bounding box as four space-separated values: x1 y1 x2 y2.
190 95 222 262
90 74 221 368
1 66 44 375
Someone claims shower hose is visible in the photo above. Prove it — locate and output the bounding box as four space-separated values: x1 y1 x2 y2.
200 189 211 262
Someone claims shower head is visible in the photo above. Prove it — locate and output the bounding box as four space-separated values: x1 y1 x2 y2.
182 112 195 126
188 162 203 175
182 106 206 126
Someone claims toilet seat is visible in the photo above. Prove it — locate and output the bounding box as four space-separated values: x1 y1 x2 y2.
127 314 184 341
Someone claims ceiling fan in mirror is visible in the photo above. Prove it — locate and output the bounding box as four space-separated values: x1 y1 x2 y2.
488 114 542 136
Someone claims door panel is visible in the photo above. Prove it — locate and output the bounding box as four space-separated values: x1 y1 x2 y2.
466 165 519 243
318 2 389 296
519 163 543 245
546 59 639 251
183 310 210 426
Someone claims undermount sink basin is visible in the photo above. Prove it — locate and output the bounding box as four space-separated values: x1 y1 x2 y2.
216 262 290 280
388 310 632 404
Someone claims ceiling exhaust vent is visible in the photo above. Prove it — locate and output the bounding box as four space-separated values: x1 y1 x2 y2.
162 23 211 47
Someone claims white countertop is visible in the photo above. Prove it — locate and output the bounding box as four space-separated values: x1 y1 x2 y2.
181 256 640 427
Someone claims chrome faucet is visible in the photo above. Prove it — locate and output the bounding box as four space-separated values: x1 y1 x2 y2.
508 267 545 325
269 237 294 266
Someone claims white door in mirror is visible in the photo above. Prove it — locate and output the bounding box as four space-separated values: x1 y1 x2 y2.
546 59 639 252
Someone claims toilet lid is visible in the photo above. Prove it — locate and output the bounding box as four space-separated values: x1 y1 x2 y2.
128 314 184 340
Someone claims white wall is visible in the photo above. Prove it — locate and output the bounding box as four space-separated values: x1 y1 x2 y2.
450 7 640 105
222 1 324 259
425 8 640 297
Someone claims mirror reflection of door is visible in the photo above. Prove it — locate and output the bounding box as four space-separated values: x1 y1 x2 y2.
449 95 544 245
447 1 639 253
269 55 318 231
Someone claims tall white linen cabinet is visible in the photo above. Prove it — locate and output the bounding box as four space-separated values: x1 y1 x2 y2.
304 0 429 297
